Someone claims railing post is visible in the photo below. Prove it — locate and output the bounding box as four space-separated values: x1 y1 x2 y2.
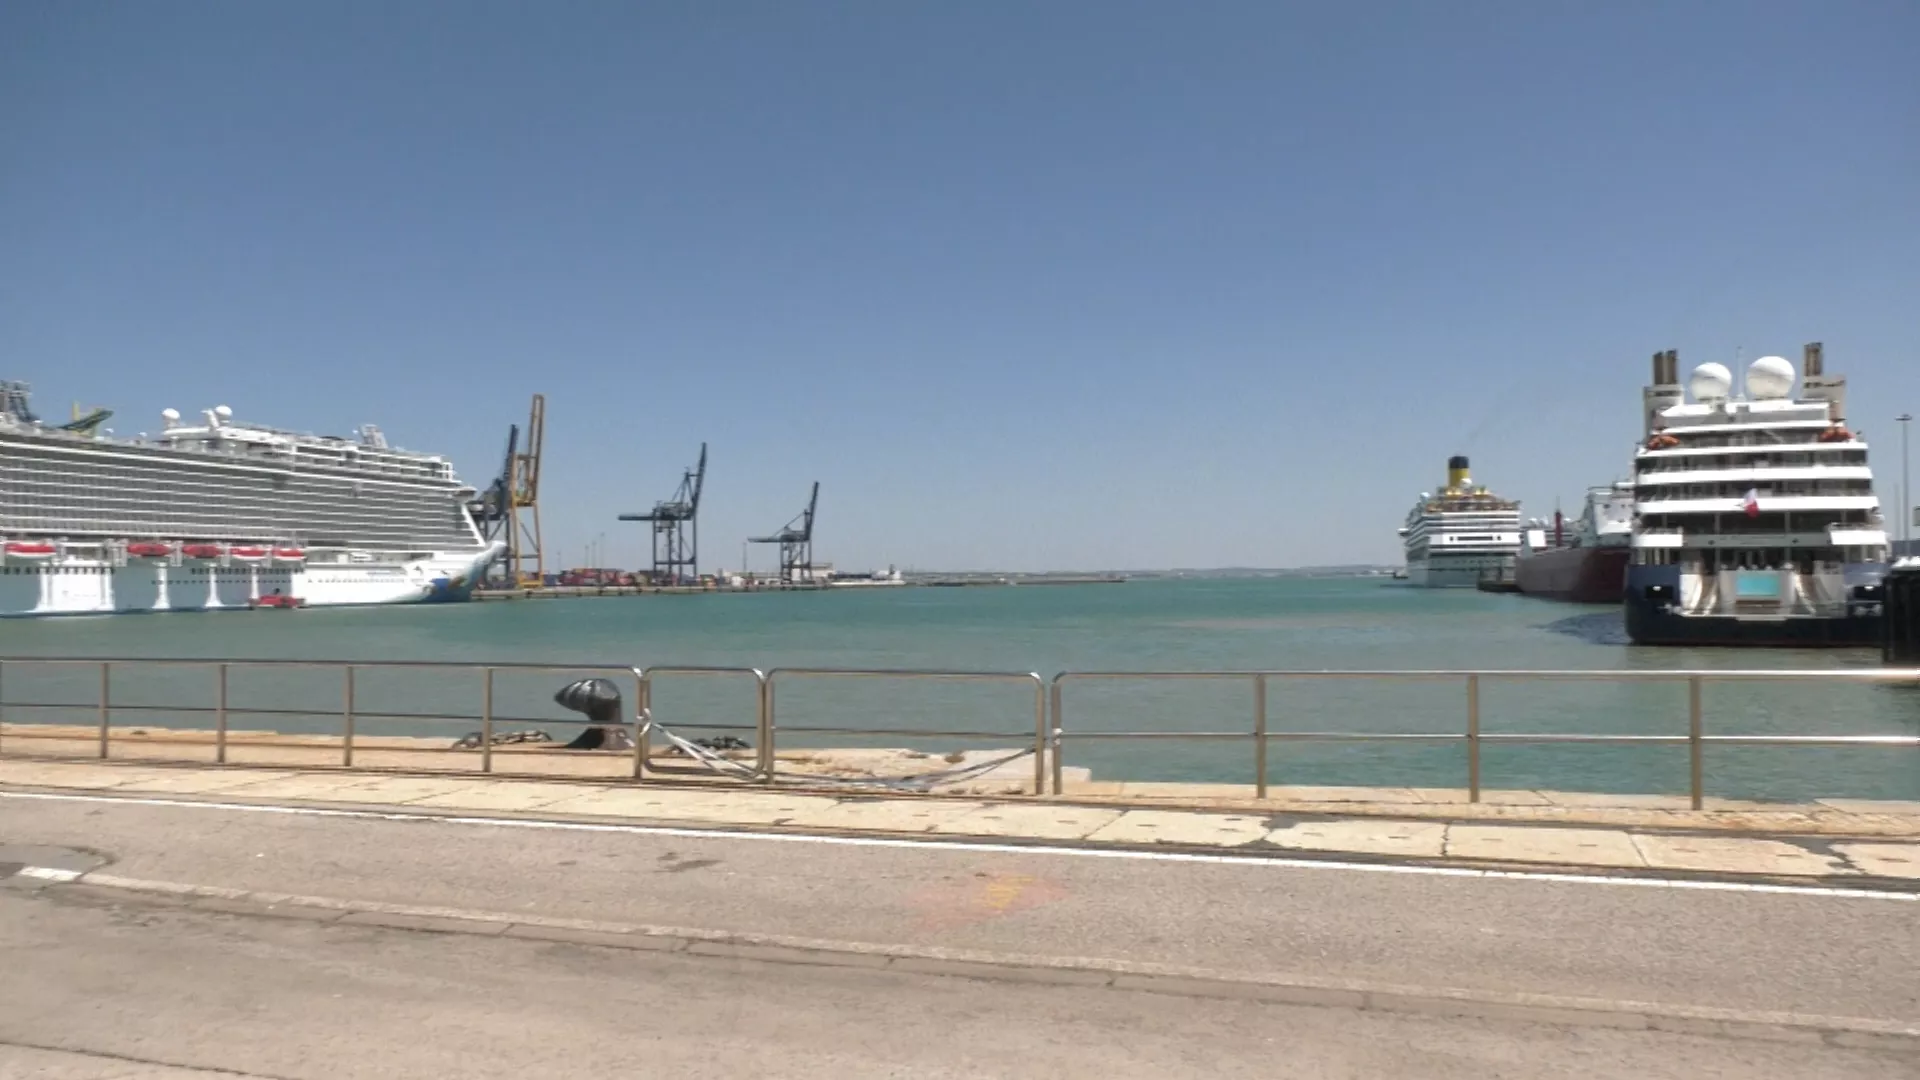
98 661 111 759
481 667 494 775
1254 673 1269 800
758 675 775 783
1032 675 1047 796
630 669 648 780
0 659 7 756
1048 677 1064 796
342 665 356 768
1688 675 1703 810
1466 674 1481 803
215 663 229 765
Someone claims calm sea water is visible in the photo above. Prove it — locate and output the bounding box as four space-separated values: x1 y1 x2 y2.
1 578 1914 801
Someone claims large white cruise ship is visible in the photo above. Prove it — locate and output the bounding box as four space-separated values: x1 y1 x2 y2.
0 381 503 617
1398 455 1522 587
1625 344 1890 646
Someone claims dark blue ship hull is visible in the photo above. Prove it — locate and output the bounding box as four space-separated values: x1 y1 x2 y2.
1623 564 1886 647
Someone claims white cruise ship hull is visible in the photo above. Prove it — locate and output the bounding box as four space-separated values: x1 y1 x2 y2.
0 545 501 617
1407 554 1514 588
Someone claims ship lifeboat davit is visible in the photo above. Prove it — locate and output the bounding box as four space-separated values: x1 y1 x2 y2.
126 541 174 559
229 546 270 562
3 541 57 561
271 547 306 564
181 543 224 560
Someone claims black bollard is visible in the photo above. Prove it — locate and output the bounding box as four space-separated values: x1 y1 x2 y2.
554 678 635 751
1886 563 1920 665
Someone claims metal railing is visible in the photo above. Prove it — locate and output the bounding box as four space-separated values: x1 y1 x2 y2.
1051 668 1920 808
0 657 646 779
1 657 1916 806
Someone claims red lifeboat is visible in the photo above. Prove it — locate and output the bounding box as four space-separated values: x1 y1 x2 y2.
181 543 224 560
3 541 57 560
271 547 307 563
126 541 174 559
229 546 270 562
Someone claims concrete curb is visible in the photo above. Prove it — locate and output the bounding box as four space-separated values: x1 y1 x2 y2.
23 866 1920 1051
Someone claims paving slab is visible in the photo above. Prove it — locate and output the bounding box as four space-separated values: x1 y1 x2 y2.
111 768 309 794
1266 819 1448 858
1816 799 1920 815
1445 825 1647 868
540 787 838 824
274 775 482 804
191 773 396 801
0 762 177 790
1409 787 1554 806
780 798 988 832
1083 810 1270 847
1275 786 1426 805
930 803 1122 840
408 781 612 812
1537 792 1693 810
1833 842 1920 880
1629 834 1847 877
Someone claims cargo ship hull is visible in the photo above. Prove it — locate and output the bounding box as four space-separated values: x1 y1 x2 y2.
1515 545 1629 604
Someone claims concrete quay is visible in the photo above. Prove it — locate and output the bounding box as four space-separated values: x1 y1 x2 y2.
3 756 1916 882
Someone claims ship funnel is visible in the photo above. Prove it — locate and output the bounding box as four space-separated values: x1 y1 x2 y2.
1447 455 1471 492
1804 341 1823 377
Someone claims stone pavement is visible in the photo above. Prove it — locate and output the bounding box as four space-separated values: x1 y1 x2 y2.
3 757 1916 882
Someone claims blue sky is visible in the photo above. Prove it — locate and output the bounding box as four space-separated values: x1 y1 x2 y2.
4 2 1916 571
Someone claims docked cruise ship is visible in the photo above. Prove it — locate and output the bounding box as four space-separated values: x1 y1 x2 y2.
1398 456 1523 587
1626 345 1890 646
0 381 503 617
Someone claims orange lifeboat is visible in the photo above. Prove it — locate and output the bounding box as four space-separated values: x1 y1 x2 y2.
1646 432 1681 450
229 546 270 562
126 541 174 559
271 547 306 564
1817 423 1853 443
181 543 224 560
3 541 56 560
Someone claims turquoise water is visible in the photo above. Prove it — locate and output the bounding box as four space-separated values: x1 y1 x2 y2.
1 578 1914 801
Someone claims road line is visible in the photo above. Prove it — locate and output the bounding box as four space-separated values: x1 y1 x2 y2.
2 788 1915 901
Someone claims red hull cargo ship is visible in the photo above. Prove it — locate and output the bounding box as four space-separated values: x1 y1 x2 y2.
1515 483 1633 604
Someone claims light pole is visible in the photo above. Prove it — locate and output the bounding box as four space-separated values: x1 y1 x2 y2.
1899 412 1913 553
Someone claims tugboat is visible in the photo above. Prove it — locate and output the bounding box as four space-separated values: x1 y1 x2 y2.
1624 344 1890 646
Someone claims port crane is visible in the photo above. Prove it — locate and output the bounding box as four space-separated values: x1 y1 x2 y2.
749 482 819 583
620 442 706 584
472 394 545 587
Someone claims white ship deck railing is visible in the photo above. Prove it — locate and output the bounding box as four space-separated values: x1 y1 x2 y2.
1 658 1916 808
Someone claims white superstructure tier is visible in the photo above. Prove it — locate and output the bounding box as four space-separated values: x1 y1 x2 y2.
0 382 502 616
1399 455 1522 587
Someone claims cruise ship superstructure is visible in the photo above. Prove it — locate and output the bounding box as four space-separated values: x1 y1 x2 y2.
0 381 503 616
1399 456 1522 587
1625 345 1890 645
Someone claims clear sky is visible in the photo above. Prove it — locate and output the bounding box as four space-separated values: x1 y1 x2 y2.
4 2 1916 571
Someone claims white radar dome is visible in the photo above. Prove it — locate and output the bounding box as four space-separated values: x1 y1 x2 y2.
1688 362 1733 403
1746 355 1795 400
160 408 180 422
214 405 233 419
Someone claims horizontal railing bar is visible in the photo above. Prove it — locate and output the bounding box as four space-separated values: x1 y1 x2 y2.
1058 731 1256 741
770 726 1033 739
1476 734 1690 744
643 666 765 676
1263 732 1462 742
0 657 644 672
1699 734 1920 747
767 668 1042 681
1052 668 1920 681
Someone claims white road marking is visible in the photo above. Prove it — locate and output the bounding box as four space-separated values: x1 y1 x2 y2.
1 788 1914 902
16 866 80 882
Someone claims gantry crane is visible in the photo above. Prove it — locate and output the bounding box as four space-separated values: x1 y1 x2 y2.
474 394 545 587
749 482 819 583
619 442 706 584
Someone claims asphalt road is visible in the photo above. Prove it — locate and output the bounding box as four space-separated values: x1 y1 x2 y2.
2 889 1913 1080
1 792 1914 1025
